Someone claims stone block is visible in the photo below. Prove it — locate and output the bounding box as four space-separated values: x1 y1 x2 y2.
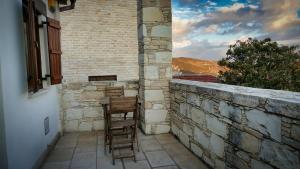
191 143 203 158
145 109 168 123
183 123 193 136
66 109 83 120
210 133 225 158
93 120 104 130
219 101 241 123
83 107 100 118
151 25 171 38
64 120 78 131
179 103 187 116
260 140 300 169
265 99 300 119
143 7 163 22
246 109 281 142
80 91 103 101
179 130 190 148
145 90 164 101
187 93 201 107
233 94 259 107
79 121 92 131
202 99 218 114
206 115 228 138
229 127 261 154
153 104 164 109
291 124 300 142
194 127 210 150
155 52 171 63
191 106 205 126
165 67 172 78
145 65 159 79
150 124 171 134
251 159 273 169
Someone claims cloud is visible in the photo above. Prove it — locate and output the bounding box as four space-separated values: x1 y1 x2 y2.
173 40 228 60
172 0 300 60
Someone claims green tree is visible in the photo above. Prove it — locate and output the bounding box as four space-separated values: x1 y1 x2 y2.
218 38 300 92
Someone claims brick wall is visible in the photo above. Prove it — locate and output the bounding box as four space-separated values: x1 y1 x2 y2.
60 0 139 82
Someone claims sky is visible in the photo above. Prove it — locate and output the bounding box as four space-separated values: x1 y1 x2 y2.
172 0 300 60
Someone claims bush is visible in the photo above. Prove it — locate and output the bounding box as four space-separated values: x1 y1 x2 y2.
218 38 300 92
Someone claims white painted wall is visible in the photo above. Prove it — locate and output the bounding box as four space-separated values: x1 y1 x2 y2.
0 0 61 169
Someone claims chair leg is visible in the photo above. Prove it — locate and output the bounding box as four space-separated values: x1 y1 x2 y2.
111 141 115 165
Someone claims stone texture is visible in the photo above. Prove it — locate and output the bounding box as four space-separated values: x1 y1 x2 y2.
145 66 159 79
155 52 172 63
151 25 171 38
210 133 224 158
246 109 281 142
219 101 241 123
170 80 300 169
145 90 164 101
191 106 205 126
251 159 273 169
143 7 163 22
206 114 227 138
260 140 300 169
145 109 168 123
291 124 300 142
194 127 210 150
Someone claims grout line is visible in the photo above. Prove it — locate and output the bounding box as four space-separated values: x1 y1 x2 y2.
68 134 79 169
96 133 98 169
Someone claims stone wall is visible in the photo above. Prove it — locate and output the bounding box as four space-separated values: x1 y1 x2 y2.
60 0 138 82
61 81 138 132
137 0 172 134
170 79 300 169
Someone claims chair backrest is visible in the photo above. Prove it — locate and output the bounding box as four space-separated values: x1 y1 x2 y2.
109 96 137 114
105 86 124 97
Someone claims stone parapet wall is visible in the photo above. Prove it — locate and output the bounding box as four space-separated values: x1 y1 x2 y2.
170 79 300 169
61 81 138 132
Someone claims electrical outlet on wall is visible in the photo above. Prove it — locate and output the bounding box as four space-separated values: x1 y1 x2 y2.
44 116 49 135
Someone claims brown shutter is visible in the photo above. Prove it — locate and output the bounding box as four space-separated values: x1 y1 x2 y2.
25 0 42 92
47 17 63 85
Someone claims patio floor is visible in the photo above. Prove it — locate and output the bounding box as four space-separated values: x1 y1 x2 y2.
41 129 210 169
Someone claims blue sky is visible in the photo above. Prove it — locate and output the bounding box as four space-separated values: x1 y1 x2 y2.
172 0 300 60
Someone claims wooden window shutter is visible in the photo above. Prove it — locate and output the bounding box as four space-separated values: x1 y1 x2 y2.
47 17 63 85
25 0 42 92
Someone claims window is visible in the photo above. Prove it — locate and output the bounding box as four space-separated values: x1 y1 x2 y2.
22 0 62 93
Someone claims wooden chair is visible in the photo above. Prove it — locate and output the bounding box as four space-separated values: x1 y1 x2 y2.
102 86 124 153
107 96 140 165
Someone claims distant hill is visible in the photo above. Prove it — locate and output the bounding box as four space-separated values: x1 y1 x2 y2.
172 57 227 76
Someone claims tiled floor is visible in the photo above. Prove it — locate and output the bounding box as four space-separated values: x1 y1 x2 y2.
41 129 210 169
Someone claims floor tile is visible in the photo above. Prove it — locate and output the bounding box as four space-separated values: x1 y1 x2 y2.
71 152 96 169
75 144 97 153
162 142 191 156
41 161 70 169
55 137 77 149
46 149 74 162
124 160 151 169
155 134 178 145
97 155 123 169
173 154 209 169
121 148 146 161
140 139 162 152
145 150 175 168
